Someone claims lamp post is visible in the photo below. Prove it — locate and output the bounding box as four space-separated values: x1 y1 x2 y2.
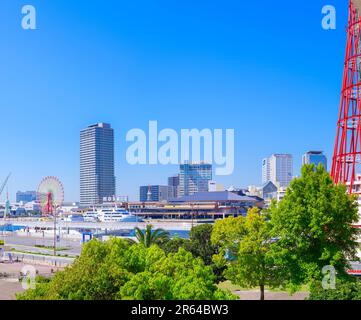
37 176 64 258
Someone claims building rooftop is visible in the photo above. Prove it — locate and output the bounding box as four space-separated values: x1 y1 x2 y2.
261 180 278 189
271 154 292 157
305 151 323 155
82 123 111 130
169 191 258 203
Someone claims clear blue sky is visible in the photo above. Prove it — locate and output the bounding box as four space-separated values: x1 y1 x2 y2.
0 0 347 201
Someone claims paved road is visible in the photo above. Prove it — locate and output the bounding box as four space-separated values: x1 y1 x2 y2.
0 262 62 300
3 235 82 257
236 290 309 300
0 279 23 300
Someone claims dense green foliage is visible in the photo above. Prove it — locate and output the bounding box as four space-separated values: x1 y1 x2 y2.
308 279 361 300
269 164 360 288
160 224 225 282
17 238 236 300
188 224 215 265
211 165 360 299
161 224 216 264
161 236 190 255
212 208 285 299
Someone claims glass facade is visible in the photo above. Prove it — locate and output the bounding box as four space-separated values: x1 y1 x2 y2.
168 175 179 199
16 191 37 203
80 123 116 206
178 162 212 197
302 151 327 171
139 185 170 202
262 154 293 188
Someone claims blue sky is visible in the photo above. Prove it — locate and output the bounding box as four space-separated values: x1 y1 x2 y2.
0 0 348 201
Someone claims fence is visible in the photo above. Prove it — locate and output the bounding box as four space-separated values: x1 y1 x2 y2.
3 251 74 268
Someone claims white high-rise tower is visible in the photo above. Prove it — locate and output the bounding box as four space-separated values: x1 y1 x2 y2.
262 154 293 188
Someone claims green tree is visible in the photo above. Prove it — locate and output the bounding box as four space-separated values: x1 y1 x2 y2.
308 279 361 300
269 164 360 289
161 236 190 255
212 208 285 300
188 224 226 282
134 224 170 247
161 224 217 264
119 246 235 300
158 225 225 282
188 224 215 265
17 238 236 300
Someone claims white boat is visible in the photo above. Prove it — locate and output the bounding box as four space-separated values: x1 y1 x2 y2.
97 207 139 222
63 214 85 222
83 210 99 222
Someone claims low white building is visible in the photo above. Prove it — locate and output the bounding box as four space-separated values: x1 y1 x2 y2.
277 187 287 202
208 181 225 192
346 175 361 227
24 201 41 213
59 202 80 215
247 185 262 198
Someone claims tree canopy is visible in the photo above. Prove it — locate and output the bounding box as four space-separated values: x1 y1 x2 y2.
17 238 236 300
308 279 361 300
211 165 360 299
159 224 225 282
269 164 360 288
212 208 285 299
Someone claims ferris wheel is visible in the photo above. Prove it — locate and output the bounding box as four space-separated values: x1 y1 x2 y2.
37 176 64 216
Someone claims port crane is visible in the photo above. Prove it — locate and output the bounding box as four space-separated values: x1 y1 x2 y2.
0 173 11 220
0 173 11 199
0 173 11 261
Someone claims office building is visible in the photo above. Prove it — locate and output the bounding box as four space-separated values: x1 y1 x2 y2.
262 154 293 188
262 158 271 185
178 162 212 197
80 123 116 206
16 191 37 203
139 185 170 202
261 181 278 202
302 151 327 171
168 175 179 199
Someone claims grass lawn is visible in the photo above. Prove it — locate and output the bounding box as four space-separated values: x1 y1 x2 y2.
34 245 70 251
217 280 309 293
217 280 245 292
10 248 74 258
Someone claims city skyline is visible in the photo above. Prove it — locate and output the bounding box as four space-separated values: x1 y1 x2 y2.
8 142 329 203
0 0 346 201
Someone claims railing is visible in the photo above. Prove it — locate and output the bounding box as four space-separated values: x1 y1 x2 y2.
3 251 74 268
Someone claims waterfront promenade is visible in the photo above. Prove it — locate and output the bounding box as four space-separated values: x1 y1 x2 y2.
0 219 198 231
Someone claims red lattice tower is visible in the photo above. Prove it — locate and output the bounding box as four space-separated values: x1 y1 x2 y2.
331 0 361 194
